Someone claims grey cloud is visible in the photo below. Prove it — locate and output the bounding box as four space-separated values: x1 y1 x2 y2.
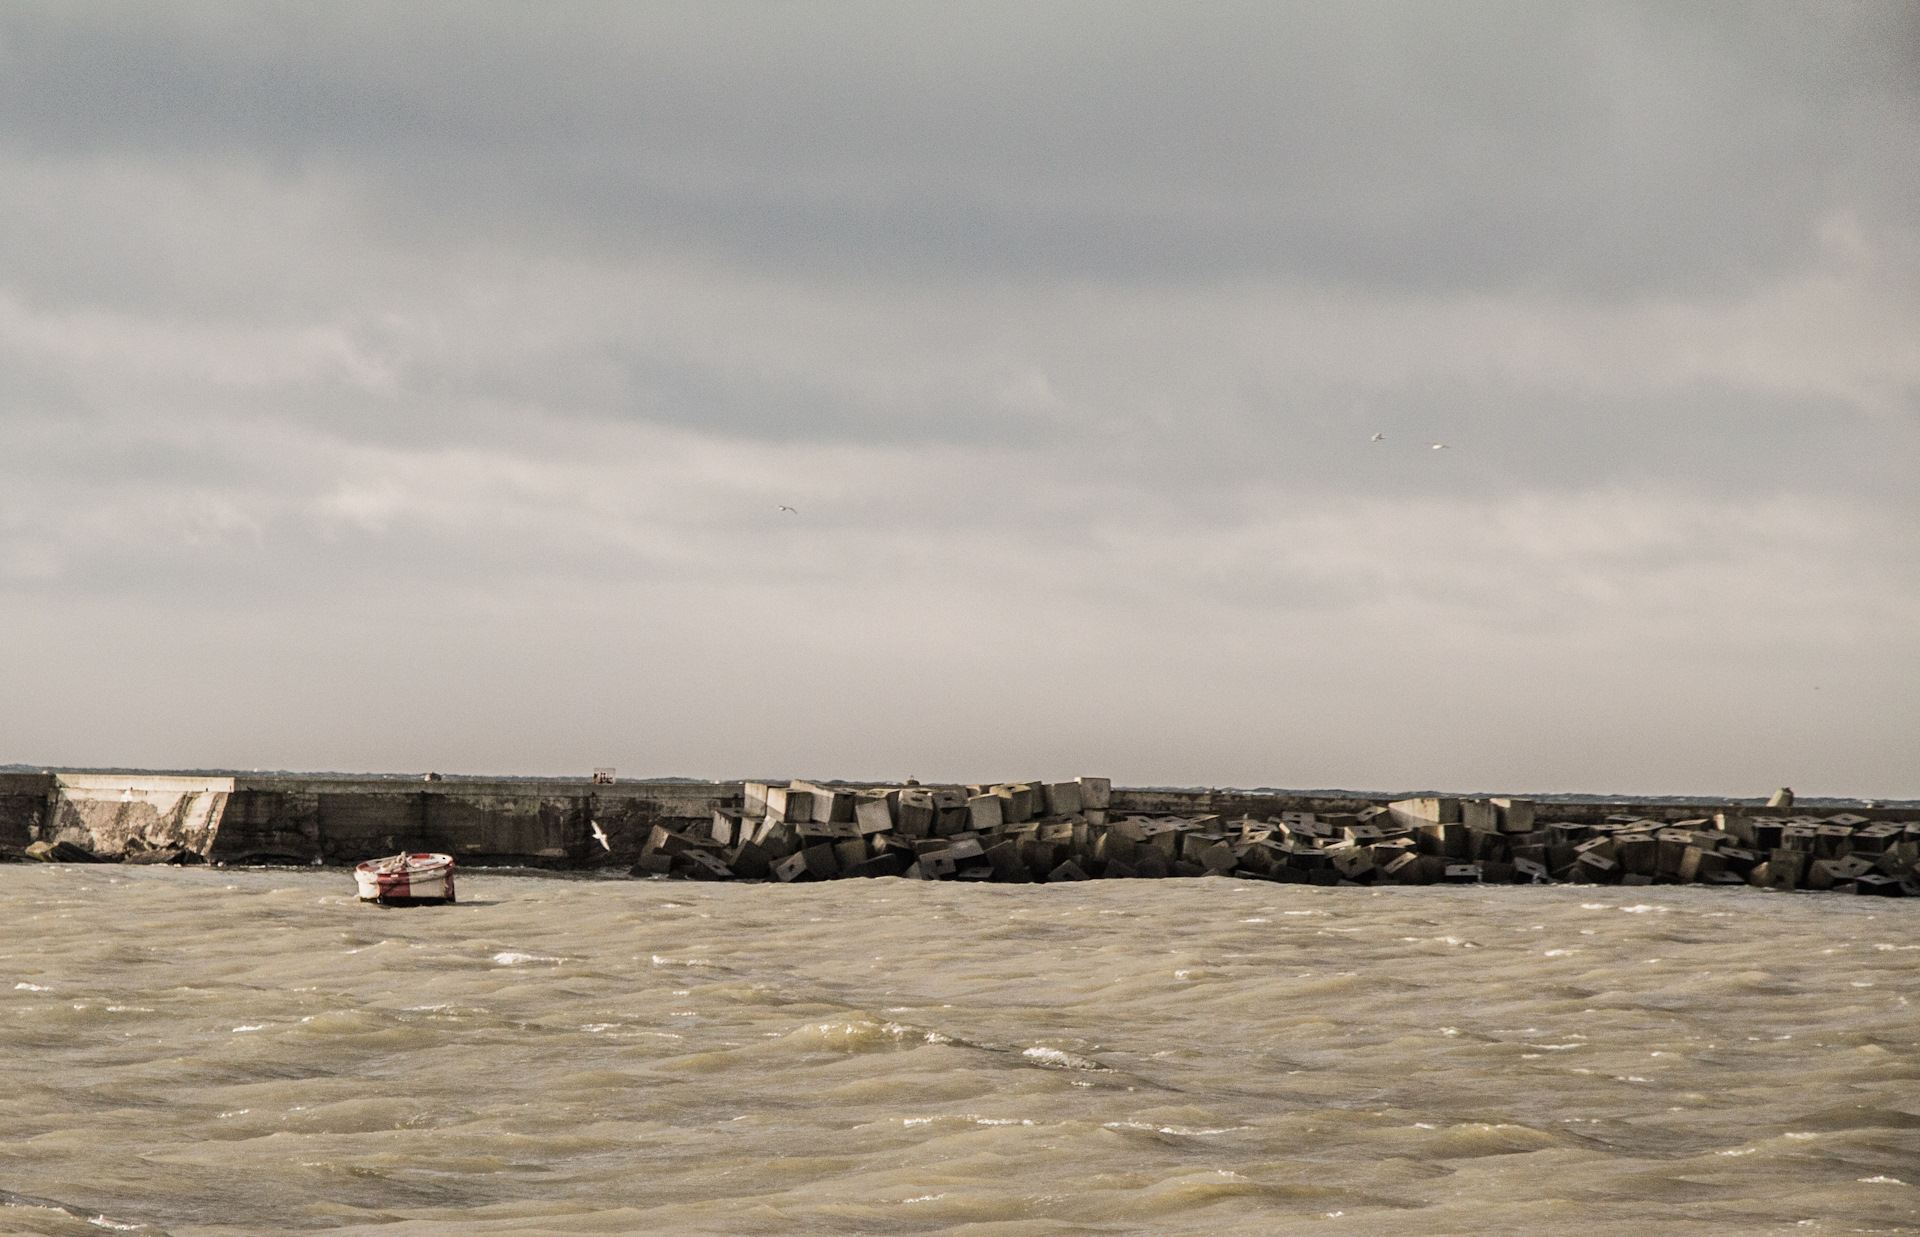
1 2 1913 294
1 3 1916 792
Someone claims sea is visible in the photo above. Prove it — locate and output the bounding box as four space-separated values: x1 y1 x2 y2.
2 865 1916 1235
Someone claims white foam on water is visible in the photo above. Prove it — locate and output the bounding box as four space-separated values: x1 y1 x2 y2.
1022 1046 1104 1070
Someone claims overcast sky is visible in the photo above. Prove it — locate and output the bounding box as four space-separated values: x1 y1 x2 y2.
1 2 1915 797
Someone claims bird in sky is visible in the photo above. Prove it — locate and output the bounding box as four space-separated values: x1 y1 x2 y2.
1370 432 1385 442
1430 443 1449 450
590 821 610 851
776 505 798 514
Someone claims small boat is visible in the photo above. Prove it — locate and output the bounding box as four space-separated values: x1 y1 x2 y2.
355 852 457 905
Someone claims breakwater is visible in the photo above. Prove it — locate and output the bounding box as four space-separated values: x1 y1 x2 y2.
4 771 1915 893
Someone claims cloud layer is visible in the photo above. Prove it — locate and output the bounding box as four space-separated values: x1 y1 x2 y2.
2 3 1915 795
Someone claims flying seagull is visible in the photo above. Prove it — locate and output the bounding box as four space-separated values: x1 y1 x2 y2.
590 821 610 851
1370 433 1385 442
776 505 798 514
1429 443 1449 450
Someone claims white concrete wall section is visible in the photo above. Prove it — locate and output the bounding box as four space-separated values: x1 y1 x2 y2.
49 775 235 856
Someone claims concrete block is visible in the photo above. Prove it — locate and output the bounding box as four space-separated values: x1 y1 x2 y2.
1811 855 1875 889
1514 857 1551 884
1077 777 1111 810
919 850 958 879
1780 826 1818 853
833 837 868 871
854 794 895 835
709 809 745 846
1047 859 1091 882
984 840 1032 882
1653 833 1690 875
1043 782 1083 816
849 853 908 878
1389 798 1461 830
1615 835 1657 876
1856 873 1906 896
1461 800 1499 832
1134 848 1172 878
764 787 813 825
642 825 698 858
1442 863 1481 884
1468 828 1507 862
1381 851 1424 884
795 784 854 825
1620 872 1655 886
754 821 800 860
1677 847 1725 882
1574 852 1619 883
934 804 972 836
1850 824 1901 854
964 795 1004 833
990 785 1032 824
1416 823 1467 858
1233 842 1277 875
895 790 935 838
1492 798 1536 834
773 851 813 882
801 842 841 880
631 852 672 876
728 841 772 880
1768 848 1810 884
680 851 735 880
946 837 986 864
1813 826 1854 860
1193 840 1239 874
1875 841 1919 877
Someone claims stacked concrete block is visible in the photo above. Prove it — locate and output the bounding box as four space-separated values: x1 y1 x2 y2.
1388 798 1460 831
1492 798 1536 834
619 784 1916 896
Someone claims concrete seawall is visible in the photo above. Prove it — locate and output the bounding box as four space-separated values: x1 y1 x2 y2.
2 771 1912 868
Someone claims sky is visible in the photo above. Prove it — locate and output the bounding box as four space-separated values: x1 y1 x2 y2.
1 2 1916 797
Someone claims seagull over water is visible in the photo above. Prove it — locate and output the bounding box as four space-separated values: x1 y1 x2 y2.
776 504 798 514
590 821 611 851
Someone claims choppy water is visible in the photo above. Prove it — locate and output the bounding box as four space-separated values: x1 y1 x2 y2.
2 866 1917 1236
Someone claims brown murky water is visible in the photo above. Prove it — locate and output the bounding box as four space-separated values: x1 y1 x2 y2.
2 866 1917 1235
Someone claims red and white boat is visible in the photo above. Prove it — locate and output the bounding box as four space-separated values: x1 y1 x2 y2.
355 852 457 905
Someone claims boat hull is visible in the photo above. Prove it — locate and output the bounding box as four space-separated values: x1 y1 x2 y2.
355 853 457 905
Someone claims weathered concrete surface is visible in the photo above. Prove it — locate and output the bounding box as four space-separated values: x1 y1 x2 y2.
46 775 231 858
0 773 52 851
212 777 733 866
11 771 1913 866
